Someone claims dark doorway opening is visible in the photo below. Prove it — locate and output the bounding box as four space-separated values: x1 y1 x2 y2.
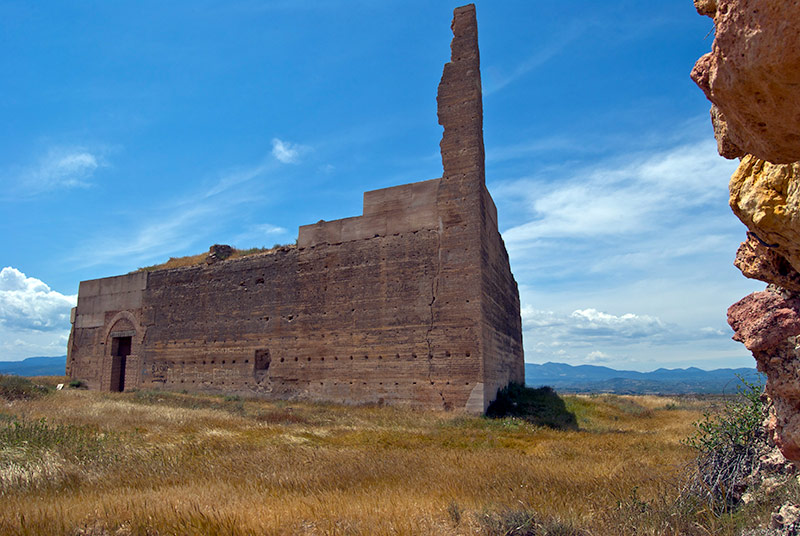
254 348 270 384
110 336 132 392
254 349 271 371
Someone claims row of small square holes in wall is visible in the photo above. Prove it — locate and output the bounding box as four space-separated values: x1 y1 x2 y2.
153 379 470 387
283 380 470 386
158 379 252 385
159 359 250 366
278 351 470 363
154 352 470 367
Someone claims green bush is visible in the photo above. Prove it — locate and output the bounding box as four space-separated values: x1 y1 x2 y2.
68 379 87 389
487 383 578 430
682 374 767 513
0 374 49 401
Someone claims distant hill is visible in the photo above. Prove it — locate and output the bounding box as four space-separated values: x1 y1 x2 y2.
525 362 762 395
0 356 760 394
0 356 66 377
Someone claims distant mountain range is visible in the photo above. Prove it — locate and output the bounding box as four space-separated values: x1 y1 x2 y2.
526 362 762 395
0 356 759 395
0 356 66 377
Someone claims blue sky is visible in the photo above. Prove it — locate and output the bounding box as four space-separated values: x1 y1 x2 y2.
0 1 763 370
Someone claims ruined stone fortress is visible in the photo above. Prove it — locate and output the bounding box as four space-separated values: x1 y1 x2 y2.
67 4 524 412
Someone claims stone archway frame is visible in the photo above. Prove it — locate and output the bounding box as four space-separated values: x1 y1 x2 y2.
100 311 144 392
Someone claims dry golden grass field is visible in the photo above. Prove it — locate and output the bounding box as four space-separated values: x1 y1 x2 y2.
0 375 791 535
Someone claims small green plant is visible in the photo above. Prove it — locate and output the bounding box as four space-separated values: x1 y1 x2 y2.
68 379 87 389
446 501 462 526
619 486 649 514
479 508 587 536
480 509 538 536
682 374 767 513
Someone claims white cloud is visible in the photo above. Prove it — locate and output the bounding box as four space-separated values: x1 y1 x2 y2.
520 304 742 369
570 308 665 339
0 267 76 332
10 148 104 197
0 332 69 361
585 350 612 364
487 125 766 371
501 140 735 245
271 138 306 164
51 153 97 180
522 306 669 343
254 223 286 235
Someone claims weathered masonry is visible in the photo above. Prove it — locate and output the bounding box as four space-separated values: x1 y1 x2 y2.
66 4 524 412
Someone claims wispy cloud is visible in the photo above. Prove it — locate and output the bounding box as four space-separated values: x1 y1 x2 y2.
70 150 294 269
271 138 308 164
203 160 277 198
501 140 734 245
484 23 585 95
491 125 760 369
486 136 585 164
5 147 105 198
229 223 290 248
77 204 221 268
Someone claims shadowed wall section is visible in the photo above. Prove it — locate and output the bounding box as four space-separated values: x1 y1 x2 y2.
66 4 524 412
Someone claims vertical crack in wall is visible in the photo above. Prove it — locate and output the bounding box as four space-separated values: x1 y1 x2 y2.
426 224 443 405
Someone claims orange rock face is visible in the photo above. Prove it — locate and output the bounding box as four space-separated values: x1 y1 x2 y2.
66 4 525 413
693 0 800 461
729 156 800 276
691 0 800 164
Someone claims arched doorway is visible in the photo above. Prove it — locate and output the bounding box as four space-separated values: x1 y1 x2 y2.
103 313 140 393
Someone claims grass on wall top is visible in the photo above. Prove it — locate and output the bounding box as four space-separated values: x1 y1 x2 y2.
134 244 295 273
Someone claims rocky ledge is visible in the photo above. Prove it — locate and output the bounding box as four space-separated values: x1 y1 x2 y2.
692 0 800 464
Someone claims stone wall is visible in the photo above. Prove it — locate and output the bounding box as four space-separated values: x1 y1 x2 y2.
67 4 524 412
67 271 147 392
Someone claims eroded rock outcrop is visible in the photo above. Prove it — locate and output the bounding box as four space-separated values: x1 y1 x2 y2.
691 0 800 164
205 244 235 265
735 234 800 293
728 289 800 461
693 0 800 464
730 157 800 275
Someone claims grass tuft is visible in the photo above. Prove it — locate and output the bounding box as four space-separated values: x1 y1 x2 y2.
134 243 296 272
0 375 49 401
